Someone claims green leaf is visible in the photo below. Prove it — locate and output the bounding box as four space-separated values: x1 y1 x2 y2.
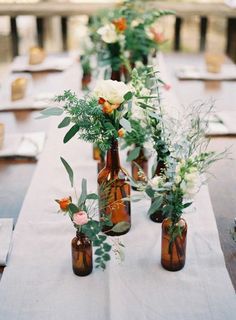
95 257 101 263
93 239 101 246
60 157 74 187
102 254 111 261
63 124 80 143
99 235 107 242
38 107 64 119
111 222 130 233
183 202 192 209
78 179 87 207
123 91 133 101
127 147 141 162
148 196 163 215
120 118 132 133
145 186 155 198
86 193 99 200
58 117 71 128
103 243 112 252
68 203 79 214
95 248 103 256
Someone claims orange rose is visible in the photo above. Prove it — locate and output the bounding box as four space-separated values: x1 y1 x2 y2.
55 196 72 212
102 101 114 114
118 128 125 138
113 17 127 32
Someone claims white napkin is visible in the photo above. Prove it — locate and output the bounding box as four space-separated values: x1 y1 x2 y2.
11 56 74 72
176 65 236 81
0 73 55 111
0 219 13 266
0 132 46 159
206 111 236 136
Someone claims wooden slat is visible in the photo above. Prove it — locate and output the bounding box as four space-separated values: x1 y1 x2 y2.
199 16 208 52
36 17 44 48
61 16 68 51
226 18 236 63
0 2 235 18
10 17 19 57
174 17 182 51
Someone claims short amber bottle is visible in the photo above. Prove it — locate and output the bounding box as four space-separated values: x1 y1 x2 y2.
98 138 131 236
71 231 93 276
161 218 187 271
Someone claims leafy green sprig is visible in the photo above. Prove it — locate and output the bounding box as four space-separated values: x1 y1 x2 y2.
59 157 125 270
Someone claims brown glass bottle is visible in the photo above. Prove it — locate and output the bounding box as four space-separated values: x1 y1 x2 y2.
81 73 91 91
150 159 166 223
131 147 148 190
93 144 101 161
161 218 187 271
111 69 121 81
98 138 131 236
71 231 93 276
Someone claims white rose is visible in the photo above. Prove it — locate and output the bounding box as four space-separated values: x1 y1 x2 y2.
151 175 162 187
97 24 118 43
131 19 143 28
181 171 201 199
93 80 129 104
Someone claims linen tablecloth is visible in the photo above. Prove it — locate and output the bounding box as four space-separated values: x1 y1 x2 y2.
0 56 236 320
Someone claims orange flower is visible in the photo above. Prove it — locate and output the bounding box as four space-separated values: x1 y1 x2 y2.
113 17 127 32
55 196 72 212
102 101 114 114
118 128 125 138
98 97 106 105
150 28 166 44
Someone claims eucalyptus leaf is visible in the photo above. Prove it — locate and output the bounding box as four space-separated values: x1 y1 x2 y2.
111 222 130 233
38 107 64 119
63 124 80 143
127 146 141 162
123 91 133 101
120 118 132 133
68 203 79 214
60 157 74 187
148 196 163 215
78 178 87 206
58 117 71 128
86 193 99 200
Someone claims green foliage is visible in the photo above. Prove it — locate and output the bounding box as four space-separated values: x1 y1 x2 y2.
60 157 74 187
55 90 119 151
127 146 141 162
123 119 148 149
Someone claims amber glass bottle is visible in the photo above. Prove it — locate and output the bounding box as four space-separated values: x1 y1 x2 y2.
111 69 121 81
98 138 131 236
150 159 166 223
161 218 187 271
93 144 101 161
131 147 148 190
71 231 93 276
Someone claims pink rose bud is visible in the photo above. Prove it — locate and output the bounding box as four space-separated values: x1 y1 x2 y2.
73 211 88 226
164 83 171 91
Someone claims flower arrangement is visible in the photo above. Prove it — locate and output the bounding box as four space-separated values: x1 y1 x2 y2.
56 157 124 271
39 79 133 152
95 0 174 79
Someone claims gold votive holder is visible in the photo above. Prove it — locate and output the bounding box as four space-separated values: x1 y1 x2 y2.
205 53 224 73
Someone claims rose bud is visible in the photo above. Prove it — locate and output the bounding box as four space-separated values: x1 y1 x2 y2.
98 97 106 105
73 211 88 226
118 128 126 138
55 196 72 212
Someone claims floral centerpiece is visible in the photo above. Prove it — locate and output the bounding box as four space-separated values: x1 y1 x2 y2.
95 0 174 81
143 103 225 270
40 80 134 236
56 157 124 276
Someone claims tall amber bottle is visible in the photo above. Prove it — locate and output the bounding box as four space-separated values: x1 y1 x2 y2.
98 138 131 236
131 147 148 190
161 218 187 271
71 231 93 276
150 159 166 223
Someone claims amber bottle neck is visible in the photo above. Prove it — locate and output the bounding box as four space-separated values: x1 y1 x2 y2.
106 138 120 171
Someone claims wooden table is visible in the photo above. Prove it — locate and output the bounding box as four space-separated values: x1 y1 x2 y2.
0 53 235 290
